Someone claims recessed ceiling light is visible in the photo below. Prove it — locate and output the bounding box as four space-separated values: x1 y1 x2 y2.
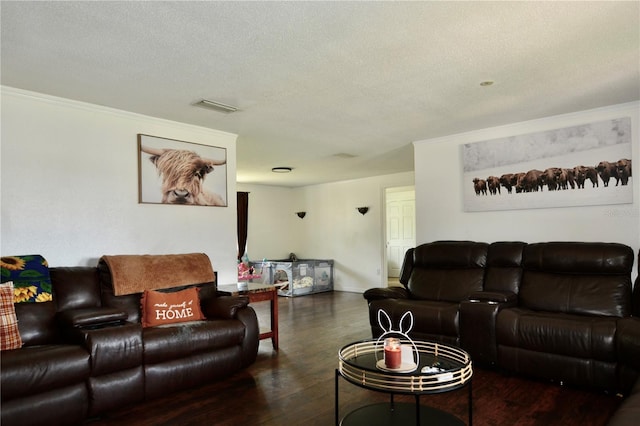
272 167 293 173
480 81 494 87
194 99 238 113
333 153 357 159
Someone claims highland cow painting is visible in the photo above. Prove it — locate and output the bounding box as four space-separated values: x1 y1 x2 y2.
138 134 228 206
463 117 632 212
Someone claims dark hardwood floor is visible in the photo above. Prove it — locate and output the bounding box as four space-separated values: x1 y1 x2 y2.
87 291 622 426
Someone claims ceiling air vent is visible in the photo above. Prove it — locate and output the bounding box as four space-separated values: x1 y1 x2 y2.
194 99 238 114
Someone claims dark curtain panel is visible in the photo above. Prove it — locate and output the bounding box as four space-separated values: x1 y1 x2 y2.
237 192 249 261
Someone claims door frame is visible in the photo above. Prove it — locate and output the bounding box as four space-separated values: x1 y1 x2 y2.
381 185 415 287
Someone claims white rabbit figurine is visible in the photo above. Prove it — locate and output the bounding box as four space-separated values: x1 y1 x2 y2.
375 309 418 371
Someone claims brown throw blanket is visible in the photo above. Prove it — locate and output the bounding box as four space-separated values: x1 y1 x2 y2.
100 253 215 296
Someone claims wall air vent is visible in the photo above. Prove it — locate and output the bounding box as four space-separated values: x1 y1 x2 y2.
194 99 238 114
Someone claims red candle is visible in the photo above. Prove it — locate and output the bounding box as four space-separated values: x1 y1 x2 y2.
384 338 401 369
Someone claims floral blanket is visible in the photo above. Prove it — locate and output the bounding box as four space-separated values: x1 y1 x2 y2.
0 254 53 303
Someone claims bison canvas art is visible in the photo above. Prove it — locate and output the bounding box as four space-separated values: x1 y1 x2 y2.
138 134 228 206
462 117 633 212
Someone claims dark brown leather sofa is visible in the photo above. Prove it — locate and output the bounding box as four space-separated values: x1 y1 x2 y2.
495 242 632 390
607 255 640 426
364 240 637 397
365 241 490 346
1 266 259 426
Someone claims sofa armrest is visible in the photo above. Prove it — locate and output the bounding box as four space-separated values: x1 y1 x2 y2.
236 306 259 367
618 318 640 366
617 317 640 393
57 307 128 329
459 291 517 365
363 287 410 302
201 295 249 319
633 273 640 316
468 290 517 305
75 322 143 375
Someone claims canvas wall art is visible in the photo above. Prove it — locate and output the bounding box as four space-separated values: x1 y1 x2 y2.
462 117 632 212
138 134 228 206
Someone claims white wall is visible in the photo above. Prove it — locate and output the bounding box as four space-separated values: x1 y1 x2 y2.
1 87 240 284
414 102 640 280
6 88 635 291
236 183 301 260
240 172 415 293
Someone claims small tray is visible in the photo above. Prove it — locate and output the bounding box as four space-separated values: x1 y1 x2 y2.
375 359 417 373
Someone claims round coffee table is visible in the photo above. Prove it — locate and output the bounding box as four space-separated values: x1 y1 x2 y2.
335 339 473 425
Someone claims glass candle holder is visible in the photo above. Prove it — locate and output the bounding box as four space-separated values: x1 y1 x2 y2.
383 337 401 369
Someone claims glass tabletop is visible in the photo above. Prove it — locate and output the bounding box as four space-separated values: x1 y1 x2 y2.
217 282 280 295
338 339 472 395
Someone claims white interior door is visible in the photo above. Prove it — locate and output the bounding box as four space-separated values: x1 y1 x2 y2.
386 188 416 278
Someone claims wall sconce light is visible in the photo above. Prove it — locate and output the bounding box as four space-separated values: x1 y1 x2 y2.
272 167 293 173
357 207 369 215
296 212 306 219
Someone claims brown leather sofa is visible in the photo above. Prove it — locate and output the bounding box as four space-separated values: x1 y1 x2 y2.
1 265 259 426
608 317 640 425
364 241 636 395
607 256 640 426
495 242 632 391
365 241 490 346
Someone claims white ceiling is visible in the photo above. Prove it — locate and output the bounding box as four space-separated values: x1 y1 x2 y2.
2 1 639 187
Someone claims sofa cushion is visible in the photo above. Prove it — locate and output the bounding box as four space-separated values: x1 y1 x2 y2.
0 282 22 351
408 269 485 302
14 301 58 346
407 241 488 302
370 299 459 338
496 308 617 361
520 272 632 317
144 347 243 400
1 383 89 426
51 267 102 310
484 242 526 294
520 242 633 317
1 345 90 398
523 242 633 274
141 287 205 328
143 319 246 364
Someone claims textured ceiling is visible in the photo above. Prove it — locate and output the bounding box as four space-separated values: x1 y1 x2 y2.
2 1 639 187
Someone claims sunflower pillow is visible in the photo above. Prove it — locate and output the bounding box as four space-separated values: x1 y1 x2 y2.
0 255 53 303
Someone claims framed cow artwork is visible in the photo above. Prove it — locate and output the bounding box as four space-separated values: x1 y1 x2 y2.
462 117 633 212
138 134 228 207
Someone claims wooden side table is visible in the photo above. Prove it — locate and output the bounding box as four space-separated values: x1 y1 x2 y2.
217 283 279 350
